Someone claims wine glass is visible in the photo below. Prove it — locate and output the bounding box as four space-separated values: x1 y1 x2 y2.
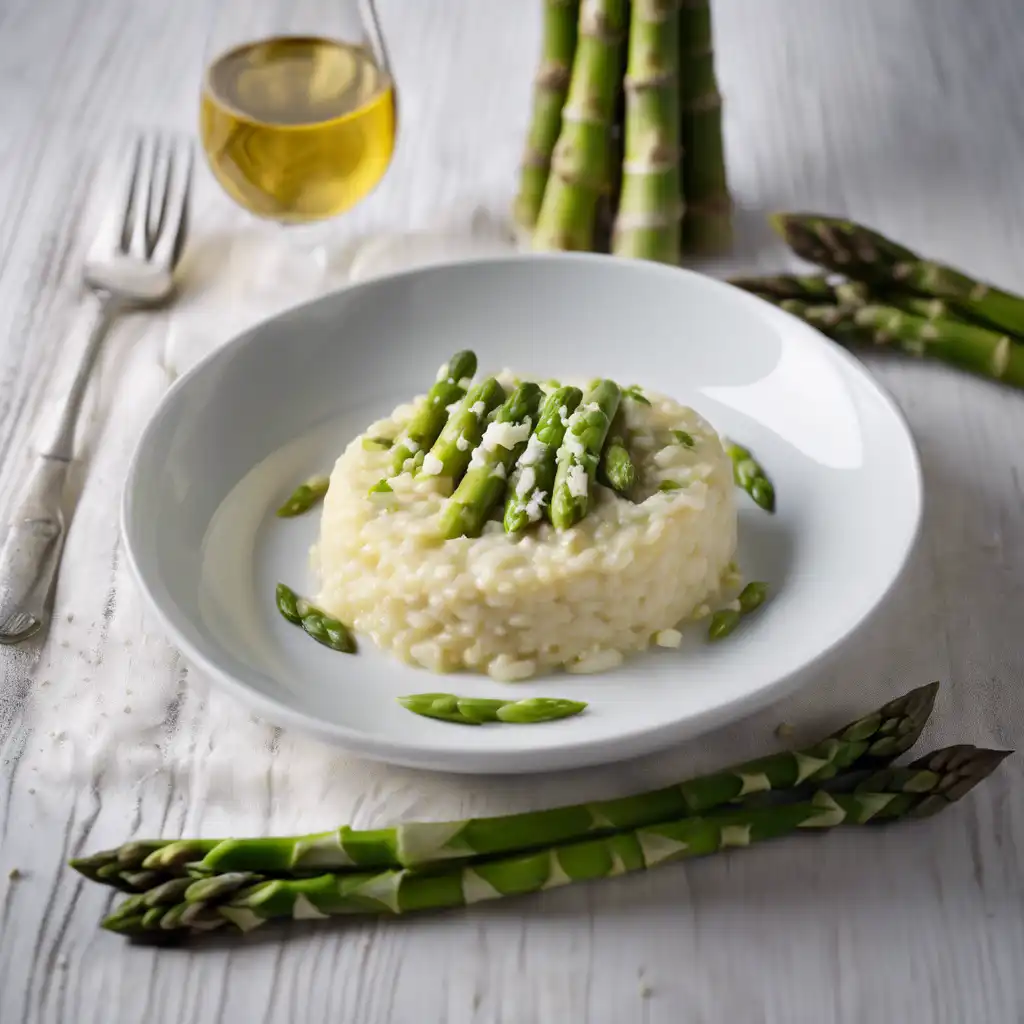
199 0 395 294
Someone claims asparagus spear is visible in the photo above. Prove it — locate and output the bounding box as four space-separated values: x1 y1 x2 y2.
73 683 937 888
420 377 506 485
725 441 775 512
597 406 636 495
513 0 581 236
678 0 732 254
276 583 356 653
275 475 329 518
729 273 838 304
551 379 621 528
390 350 478 476
101 743 1008 936
439 383 543 539
398 693 588 725
760 297 1024 392
770 212 1024 335
504 385 584 533
611 0 682 263
533 0 630 252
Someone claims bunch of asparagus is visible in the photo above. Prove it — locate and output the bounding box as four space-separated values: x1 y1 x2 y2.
515 0 731 264
370 350 651 540
731 213 1024 391
69 681 1011 940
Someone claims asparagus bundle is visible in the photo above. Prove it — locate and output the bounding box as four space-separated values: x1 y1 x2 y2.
71 682 936 890
100 743 1009 937
611 0 683 263
533 0 630 252
513 0 582 237
730 267 1024 392
678 0 731 253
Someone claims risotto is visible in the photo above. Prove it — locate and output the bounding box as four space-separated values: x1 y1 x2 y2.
313 372 737 681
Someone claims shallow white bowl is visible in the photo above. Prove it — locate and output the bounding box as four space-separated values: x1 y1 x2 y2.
123 255 921 774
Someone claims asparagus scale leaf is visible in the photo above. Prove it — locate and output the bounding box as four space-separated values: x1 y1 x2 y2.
72 683 939 891
101 743 1009 937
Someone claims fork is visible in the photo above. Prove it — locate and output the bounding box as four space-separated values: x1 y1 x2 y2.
0 131 193 644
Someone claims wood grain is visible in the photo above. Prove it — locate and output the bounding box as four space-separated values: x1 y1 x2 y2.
1 0 1023 1021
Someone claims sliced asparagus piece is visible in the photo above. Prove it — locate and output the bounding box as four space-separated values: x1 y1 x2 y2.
504 385 584 533
513 0 581 236
725 441 775 512
729 273 837 304
101 743 1008 936
390 350 478 476
611 0 682 263
770 212 1024 335
275 475 329 518
440 383 543 539
73 683 938 888
597 406 636 495
708 581 769 641
398 693 588 725
421 377 506 485
276 584 356 653
551 379 622 528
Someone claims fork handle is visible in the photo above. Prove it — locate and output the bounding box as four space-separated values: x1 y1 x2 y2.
0 293 121 643
0 456 69 643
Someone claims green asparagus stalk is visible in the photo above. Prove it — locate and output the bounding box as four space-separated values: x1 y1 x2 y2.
440 383 543 539
770 212 1024 335
597 406 636 495
398 693 588 725
729 273 838 304
678 0 731 253
390 350 478 476
73 683 937 890
611 0 682 263
275 475 329 518
505 385 584 533
725 441 774 512
276 583 356 653
513 1 581 236
420 377 506 485
757 295 1024 392
101 742 1008 936
551 379 621 528
532 0 630 252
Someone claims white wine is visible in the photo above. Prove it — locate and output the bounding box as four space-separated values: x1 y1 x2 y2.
200 36 395 223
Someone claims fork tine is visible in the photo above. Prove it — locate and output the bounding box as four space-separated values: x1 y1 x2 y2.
146 135 171 252
126 133 157 259
87 134 144 262
151 137 193 270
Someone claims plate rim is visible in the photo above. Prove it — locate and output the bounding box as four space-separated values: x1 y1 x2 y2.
121 252 923 774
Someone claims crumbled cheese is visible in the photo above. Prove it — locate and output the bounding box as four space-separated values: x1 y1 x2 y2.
470 401 486 416
468 447 487 471
455 434 471 451
458 377 472 389
516 466 537 497
525 489 548 522
654 628 683 648
421 453 444 476
564 431 585 458
480 419 531 452
404 439 420 454
435 361 449 382
566 463 588 498
519 435 547 466
446 401 461 414
491 462 507 480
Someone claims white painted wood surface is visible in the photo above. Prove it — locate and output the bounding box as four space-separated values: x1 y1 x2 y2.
2 0 1023 1020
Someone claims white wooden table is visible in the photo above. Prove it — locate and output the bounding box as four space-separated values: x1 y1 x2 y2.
2 1 1023 1021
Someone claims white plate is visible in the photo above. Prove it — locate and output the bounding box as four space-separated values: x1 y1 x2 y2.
123 254 922 774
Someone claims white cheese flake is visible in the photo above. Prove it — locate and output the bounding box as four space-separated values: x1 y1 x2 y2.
519 435 547 466
566 463 588 498
491 462 507 480
404 439 420 454
421 453 444 476
435 361 449 382
455 434 470 452
445 401 461 415
524 489 548 522
470 401 486 416
654 628 683 648
480 419 532 452
468 447 488 471
516 466 537 497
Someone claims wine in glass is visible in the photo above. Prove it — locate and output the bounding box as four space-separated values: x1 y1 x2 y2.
199 0 395 288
